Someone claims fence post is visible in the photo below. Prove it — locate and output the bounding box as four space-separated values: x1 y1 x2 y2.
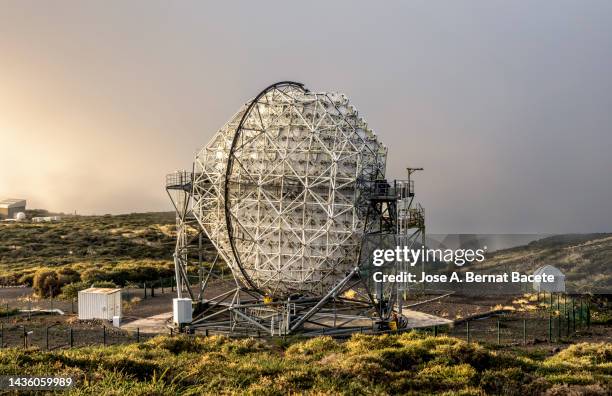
557 312 561 340
103 326 106 346
136 328 140 343
566 300 570 337
143 282 147 299
571 298 575 334
579 298 583 328
548 313 552 342
549 293 553 311
161 278 164 294
23 326 27 348
170 328 173 337
587 299 591 329
497 318 501 344
46 326 49 350
171 276 174 292
69 328 73 348
466 321 470 343
552 293 555 310
434 325 438 337
151 282 155 298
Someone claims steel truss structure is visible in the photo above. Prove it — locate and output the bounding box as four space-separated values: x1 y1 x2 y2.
166 82 425 335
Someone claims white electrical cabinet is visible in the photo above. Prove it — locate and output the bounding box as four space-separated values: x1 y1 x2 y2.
173 298 192 325
78 288 122 321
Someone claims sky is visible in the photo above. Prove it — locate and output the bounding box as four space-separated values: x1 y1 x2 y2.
1 1 611 233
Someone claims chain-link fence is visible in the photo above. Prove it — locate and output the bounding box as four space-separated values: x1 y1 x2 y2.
0 299 76 317
0 289 595 350
445 312 591 345
0 323 165 350
416 296 592 345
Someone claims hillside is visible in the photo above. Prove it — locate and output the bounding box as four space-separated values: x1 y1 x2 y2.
0 212 202 292
1 213 609 295
483 234 612 293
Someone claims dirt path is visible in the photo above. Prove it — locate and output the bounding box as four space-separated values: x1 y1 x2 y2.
121 312 173 334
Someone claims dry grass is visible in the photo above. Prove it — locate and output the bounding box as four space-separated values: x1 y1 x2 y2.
0 332 609 395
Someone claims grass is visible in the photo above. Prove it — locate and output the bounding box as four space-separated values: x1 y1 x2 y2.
0 333 609 395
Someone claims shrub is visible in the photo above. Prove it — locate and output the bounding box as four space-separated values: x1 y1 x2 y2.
544 383 608 396
345 333 402 354
480 367 536 395
60 282 87 299
57 267 80 283
0 335 610 394
548 343 612 367
221 337 266 355
17 272 35 286
415 363 477 391
378 345 431 371
146 334 231 355
80 268 107 283
32 269 61 298
61 280 117 299
91 280 117 289
435 340 494 370
285 336 342 359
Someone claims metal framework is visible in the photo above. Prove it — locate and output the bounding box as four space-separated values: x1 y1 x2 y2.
166 82 425 335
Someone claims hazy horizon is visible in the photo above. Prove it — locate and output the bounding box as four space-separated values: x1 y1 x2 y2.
1 1 611 233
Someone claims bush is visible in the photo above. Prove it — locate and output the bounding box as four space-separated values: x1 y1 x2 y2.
345 333 402 354
480 367 536 395
91 280 118 289
549 343 612 367
61 280 117 299
17 272 35 286
57 267 80 283
32 269 61 298
415 363 477 391
0 335 609 394
60 282 87 299
378 345 431 371
285 336 342 359
80 268 107 283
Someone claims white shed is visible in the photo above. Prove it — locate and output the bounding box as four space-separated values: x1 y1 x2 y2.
78 288 122 320
532 265 565 293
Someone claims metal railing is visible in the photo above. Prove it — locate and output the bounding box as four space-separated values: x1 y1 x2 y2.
166 171 193 188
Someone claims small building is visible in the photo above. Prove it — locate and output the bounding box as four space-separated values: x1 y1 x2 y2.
32 216 61 223
0 199 26 220
533 265 565 293
78 288 122 321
